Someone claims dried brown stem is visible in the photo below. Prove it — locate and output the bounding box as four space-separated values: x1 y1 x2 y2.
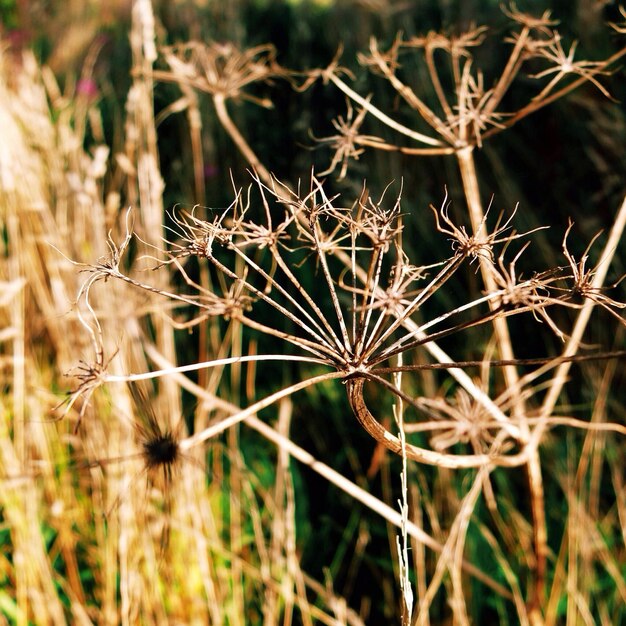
345 376 526 469
213 93 273 184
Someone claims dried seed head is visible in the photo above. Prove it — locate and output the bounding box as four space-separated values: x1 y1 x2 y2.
128 383 185 487
142 431 180 472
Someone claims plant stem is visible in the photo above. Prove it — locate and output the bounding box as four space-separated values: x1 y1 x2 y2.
179 370 345 450
326 72 446 147
213 93 273 184
129 0 178 417
104 354 328 383
456 145 549 610
455 146 525 422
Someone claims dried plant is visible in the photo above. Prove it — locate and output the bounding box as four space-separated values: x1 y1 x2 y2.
2 2 626 624
153 40 290 183
286 7 626 616
70 173 626 476
305 5 626 162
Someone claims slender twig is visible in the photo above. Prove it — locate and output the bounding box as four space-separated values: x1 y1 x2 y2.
103 354 328 383
213 93 273 183
179 371 345 450
325 72 446 148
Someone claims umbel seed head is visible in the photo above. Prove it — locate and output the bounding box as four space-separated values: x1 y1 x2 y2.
142 431 180 470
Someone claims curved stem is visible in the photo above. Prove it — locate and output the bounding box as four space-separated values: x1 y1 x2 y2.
213 93 273 185
326 73 446 147
345 377 527 469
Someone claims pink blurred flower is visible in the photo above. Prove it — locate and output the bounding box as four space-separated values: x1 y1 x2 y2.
77 78 99 100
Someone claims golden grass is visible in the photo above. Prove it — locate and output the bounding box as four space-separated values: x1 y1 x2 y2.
0 38 364 626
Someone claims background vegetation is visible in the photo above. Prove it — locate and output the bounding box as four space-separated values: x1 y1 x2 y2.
1 1 625 624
